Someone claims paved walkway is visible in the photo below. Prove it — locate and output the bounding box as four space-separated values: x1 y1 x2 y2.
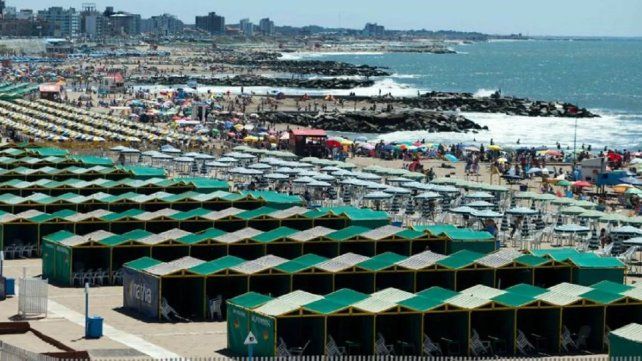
15 283 179 359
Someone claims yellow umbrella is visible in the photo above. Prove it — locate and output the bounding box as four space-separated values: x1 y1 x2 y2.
234 124 244 131
243 135 259 142
497 157 508 163
488 145 502 151
613 184 634 193
340 139 353 146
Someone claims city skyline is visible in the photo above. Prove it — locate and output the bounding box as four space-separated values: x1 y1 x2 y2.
5 0 642 37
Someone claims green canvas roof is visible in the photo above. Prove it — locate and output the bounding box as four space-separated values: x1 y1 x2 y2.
357 252 406 271
251 227 297 243
71 155 114 166
30 209 77 223
228 292 273 308
43 230 75 243
580 289 624 304
120 166 166 177
436 250 484 269
413 224 458 235
568 253 625 268
171 208 212 221
591 280 634 294
325 226 370 241
125 257 162 271
398 295 445 311
505 284 549 298
416 287 459 301
174 177 230 191
237 207 278 220
101 229 152 246
514 254 551 267
531 248 581 262
189 256 246 275
101 208 145 222
443 229 494 241
30 147 69 157
324 288 369 305
178 228 226 245
395 229 426 240
274 254 328 273
303 298 349 314
492 292 536 307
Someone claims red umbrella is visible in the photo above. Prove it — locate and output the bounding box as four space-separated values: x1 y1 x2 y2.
546 150 562 156
572 181 592 188
326 140 341 148
607 152 623 162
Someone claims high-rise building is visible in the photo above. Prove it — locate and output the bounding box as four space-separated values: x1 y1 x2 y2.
239 18 253 36
142 13 184 36
363 23 385 37
259 18 275 36
107 12 141 36
80 3 106 39
0 1 5 17
195 12 225 35
37 7 81 38
16 9 34 20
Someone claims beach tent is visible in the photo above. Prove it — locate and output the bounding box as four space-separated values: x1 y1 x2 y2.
609 323 642 357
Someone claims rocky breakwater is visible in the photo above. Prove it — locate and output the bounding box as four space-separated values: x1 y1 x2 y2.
239 60 391 77
261 110 487 133
132 74 374 89
402 92 598 118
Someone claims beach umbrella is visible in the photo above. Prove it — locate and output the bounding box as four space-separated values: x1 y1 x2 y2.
619 177 642 186
449 206 476 214
579 210 606 219
514 191 538 199
384 187 412 195
354 172 382 181
432 185 460 194
363 191 393 200
560 206 589 216
551 197 575 205
487 145 502 151
626 188 642 195
626 216 642 226
599 213 628 224
416 192 442 200
554 224 591 233
573 200 596 209
556 180 572 187
466 200 495 208
444 154 458 163
471 209 504 218
321 166 342 172
631 158 642 165
206 161 232 168
308 180 332 188
217 157 239 163
313 174 335 182
611 226 642 235
264 173 289 180
505 207 539 216
275 167 300 175
293 176 315 184
248 163 272 170
465 191 494 200
532 193 557 201
572 181 592 188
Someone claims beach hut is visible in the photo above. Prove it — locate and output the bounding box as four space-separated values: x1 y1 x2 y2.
609 323 642 357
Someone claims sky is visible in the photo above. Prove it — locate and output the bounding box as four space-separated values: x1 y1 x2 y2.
9 0 642 37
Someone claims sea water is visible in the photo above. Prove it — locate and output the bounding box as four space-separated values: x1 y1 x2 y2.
286 39 642 150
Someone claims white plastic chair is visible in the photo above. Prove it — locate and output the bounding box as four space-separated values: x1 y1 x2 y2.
209 295 223 321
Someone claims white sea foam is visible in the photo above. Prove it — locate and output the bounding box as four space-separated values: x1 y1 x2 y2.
279 51 385 60
391 73 419 79
372 110 642 149
137 78 422 98
473 88 498 98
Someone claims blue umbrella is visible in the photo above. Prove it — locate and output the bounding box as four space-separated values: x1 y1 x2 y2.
445 154 458 163
619 177 642 186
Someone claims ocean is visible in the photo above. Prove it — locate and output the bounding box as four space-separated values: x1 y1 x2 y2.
281 39 642 150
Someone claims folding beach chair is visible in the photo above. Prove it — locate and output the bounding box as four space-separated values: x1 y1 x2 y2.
469 329 492 356
516 330 536 355
325 335 346 357
575 325 591 350
422 334 442 356
561 326 577 352
375 333 395 355
277 338 292 357
161 297 189 322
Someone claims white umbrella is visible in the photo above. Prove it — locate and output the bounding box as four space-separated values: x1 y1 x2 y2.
313 174 335 181
449 206 477 214
554 224 591 233
384 187 412 195
275 167 300 175
416 192 442 199
293 176 316 184
217 157 239 163
264 173 289 180
206 161 232 168
505 207 539 216
465 191 494 199
354 172 382 181
471 209 504 218
466 200 496 208
363 191 393 200
248 163 272 170
308 180 332 188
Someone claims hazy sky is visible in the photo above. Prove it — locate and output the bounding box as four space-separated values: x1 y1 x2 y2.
9 0 642 36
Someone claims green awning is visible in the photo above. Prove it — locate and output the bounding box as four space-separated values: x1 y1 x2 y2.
357 252 406 271
125 257 162 271
416 287 459 301
189 256 246 275
505 284 549 298
251 227 297 243
178 228 226 245
436 250 484 269
274 254 328 273
325 226 369 241
228 292 273 308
